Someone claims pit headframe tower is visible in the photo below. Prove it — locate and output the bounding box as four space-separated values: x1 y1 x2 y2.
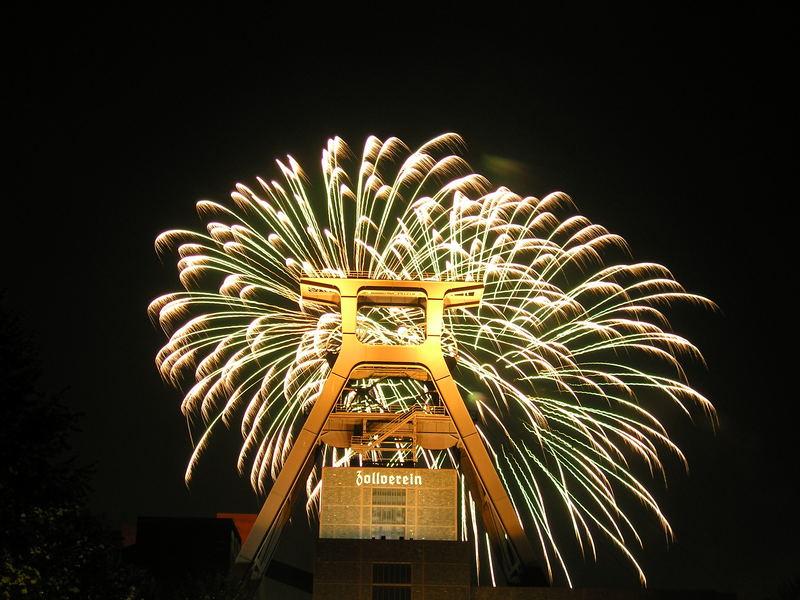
233 275 540 586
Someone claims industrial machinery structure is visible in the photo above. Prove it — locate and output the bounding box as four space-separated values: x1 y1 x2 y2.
232 276 539 589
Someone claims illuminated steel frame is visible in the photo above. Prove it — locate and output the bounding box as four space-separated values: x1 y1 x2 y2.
234 277 537 583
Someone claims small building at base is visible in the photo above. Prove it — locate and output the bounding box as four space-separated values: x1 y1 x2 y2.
315 465 468 600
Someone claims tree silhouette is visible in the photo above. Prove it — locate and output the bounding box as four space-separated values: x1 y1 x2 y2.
0 305 152 599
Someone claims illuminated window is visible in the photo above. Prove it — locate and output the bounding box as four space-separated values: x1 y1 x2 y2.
371 507 406 524
372 488 406 506
371 488 406 538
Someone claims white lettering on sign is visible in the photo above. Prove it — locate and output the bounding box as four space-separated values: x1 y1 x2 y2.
355 470 423 487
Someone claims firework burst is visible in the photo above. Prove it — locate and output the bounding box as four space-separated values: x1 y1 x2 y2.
149 133 715 585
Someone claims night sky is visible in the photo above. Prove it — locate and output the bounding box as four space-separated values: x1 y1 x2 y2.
4 5 794 600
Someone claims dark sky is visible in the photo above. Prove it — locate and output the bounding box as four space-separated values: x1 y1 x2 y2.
4 5 794 600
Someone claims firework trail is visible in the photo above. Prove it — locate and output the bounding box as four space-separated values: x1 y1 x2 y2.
150 134 715 585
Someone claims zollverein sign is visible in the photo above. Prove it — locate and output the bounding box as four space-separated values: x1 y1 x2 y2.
355 470 423 487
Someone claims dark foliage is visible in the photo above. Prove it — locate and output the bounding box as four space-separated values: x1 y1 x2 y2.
0 306 153 599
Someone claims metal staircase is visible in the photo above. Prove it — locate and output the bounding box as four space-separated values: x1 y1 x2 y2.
350 404 446 460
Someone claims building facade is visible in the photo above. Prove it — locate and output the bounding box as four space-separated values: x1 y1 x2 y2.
319 466 458 542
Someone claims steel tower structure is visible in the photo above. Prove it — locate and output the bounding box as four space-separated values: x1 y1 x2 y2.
232 276 538 587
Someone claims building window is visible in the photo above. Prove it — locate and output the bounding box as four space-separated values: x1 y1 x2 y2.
372 588 410 600
371 488 407 539
372 487 406 506
372 563 411 600
371 507 406 525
